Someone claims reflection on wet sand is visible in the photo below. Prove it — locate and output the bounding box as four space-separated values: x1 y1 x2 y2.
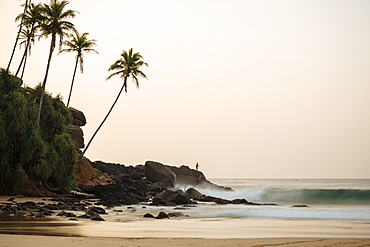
0 213 82 237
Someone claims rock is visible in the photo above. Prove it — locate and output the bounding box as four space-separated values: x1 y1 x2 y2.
232 199 249 204
152 190 191 206
292 204 309 208
156 211 169 219
143 213 155 218
184 188 203 199
197 195 231 204
57 210 76 217
66 124 84 149
77 214 91 219
144 161 176 188
91 214 105 221
169 165 206 186
168 212 184 217
69 107 86 126
87 206 107 215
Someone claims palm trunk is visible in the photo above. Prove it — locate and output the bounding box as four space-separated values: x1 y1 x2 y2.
20 51 27 80
66 57 79 107
15 24 34 77
7 0 30 73
37 34 55 125
79 77 127 159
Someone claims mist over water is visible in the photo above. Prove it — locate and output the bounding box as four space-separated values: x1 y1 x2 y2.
192 179 370 221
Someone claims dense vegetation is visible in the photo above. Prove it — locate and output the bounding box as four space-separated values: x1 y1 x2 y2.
0 69 76 194
1 0 148 194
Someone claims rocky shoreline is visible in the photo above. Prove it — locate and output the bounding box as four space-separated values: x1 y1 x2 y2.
0 160 276 222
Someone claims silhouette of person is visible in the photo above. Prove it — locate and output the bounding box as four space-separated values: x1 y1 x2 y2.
196 162 199 170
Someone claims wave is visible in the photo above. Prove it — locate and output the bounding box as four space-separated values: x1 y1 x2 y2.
197 187 370 205
189 204 370 221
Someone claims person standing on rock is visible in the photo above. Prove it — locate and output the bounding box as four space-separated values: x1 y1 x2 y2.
196 162 199 170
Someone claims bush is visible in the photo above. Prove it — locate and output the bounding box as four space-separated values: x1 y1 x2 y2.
0 69 76 194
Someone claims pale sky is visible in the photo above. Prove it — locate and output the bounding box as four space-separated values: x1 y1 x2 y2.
1 0 370 178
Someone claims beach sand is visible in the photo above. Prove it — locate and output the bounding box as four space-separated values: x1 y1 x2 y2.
1 235 370 247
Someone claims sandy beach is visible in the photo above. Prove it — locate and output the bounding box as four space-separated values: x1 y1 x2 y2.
1 235 370 247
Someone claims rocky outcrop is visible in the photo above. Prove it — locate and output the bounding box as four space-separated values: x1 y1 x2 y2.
69 107 86 126
144 161 177 188
144 161 232 191
66 107 86 149
151 189 192 206
169 165 206 186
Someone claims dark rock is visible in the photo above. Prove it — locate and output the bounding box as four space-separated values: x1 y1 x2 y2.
66 124 84 149
69 107 86 126
143 213 155 218
156 211 169 219
57 210 76 217
232 199 249 204
87 206 107 215
152 190 191 206
168 212 184 217
77 214 91 219
144 161 176 188
20 201 36 208
35 213 45 218
292 204 309 208
91 214 105 221
197 195 231 204
184 188 203 199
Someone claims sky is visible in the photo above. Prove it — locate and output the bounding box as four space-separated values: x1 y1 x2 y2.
1 0 370 179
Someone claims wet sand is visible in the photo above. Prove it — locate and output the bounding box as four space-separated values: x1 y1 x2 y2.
1 235 370 247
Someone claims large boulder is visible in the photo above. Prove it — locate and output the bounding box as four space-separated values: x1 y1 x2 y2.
69 107 86 126
152 189 191 206
169 165 206 186
145 161 176 188
66 124 84 149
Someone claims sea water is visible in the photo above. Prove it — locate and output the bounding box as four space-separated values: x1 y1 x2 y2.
192 179 370 221
1 179 369 238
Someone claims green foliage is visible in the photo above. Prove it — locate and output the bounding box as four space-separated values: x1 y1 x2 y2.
0 70 76 194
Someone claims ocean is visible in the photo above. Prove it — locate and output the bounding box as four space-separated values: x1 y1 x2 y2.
1 179 369 238
193 178 370 221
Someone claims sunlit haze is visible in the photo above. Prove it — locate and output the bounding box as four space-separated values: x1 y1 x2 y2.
1 0 369 178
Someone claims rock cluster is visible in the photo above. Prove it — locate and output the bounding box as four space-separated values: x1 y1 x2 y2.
66 107 86 149
0 197 107 221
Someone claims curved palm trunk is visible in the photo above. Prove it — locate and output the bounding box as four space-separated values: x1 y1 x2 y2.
20 51 27 80
37 34 55 125
66 56 79 107
7 0 30 73
79 77 127 159
15 24 34 77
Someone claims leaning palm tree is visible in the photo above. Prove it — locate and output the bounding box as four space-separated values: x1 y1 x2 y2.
7 0 30 73
36 0 78 125
16 28 36 79
59 30 98 107
80 48 148 158
15 2 44 79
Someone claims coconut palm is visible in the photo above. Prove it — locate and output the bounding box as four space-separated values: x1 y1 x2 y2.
59 30 98 107
80 48 148 158
16 28 36 79
15 2 44 79
36 0 78 125
7 0 30 73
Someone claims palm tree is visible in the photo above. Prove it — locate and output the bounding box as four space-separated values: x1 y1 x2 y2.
36 0 78 125
7 0 30 73
15 2 44 79
16 28 36 79
59 30 98 107
80 48 148 158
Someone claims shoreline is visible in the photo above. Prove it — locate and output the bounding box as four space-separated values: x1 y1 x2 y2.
1 234 370 247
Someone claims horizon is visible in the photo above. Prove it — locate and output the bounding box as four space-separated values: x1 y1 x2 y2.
1 0 369 179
